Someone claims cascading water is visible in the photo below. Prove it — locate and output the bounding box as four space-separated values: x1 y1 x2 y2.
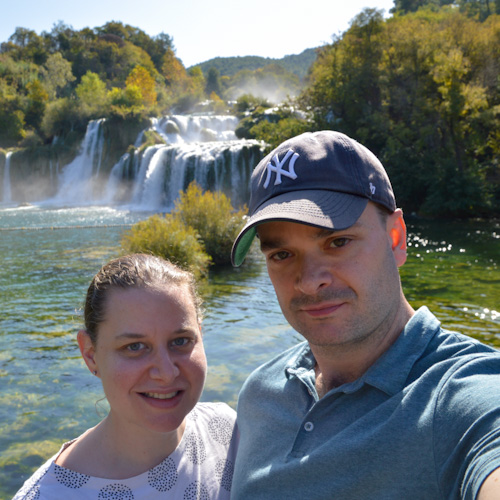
8 113 263 211
52 119 106 204
0 114 264 210
2 152 12 204
58 113 264 211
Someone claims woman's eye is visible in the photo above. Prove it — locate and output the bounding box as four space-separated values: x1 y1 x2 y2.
330 237 350 248
127 342 145 352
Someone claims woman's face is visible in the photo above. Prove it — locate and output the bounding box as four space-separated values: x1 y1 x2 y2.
79 284 207 436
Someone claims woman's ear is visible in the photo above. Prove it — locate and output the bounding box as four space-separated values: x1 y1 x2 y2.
77 330 97 375
388 209 407 267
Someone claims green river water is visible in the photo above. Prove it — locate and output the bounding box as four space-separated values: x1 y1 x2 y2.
0 205 498 499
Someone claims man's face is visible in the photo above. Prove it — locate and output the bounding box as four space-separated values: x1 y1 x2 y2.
256 203 408 350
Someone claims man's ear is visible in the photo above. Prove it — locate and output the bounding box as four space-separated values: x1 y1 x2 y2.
77 330 97 375
388 209 407 267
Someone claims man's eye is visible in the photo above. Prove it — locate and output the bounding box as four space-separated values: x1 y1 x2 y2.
330 238 350 248
172 338 189 347
270 251 290 261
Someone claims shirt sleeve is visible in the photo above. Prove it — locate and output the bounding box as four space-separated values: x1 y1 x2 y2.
432 355 500 500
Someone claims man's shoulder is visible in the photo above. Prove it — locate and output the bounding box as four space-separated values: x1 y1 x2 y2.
407 309 500 397
425 319 500 364
405 306 499 361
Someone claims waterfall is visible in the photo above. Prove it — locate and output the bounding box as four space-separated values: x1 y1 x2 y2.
52 119 105 204
2 152 12 204
101 152 132 204
48 113 264 210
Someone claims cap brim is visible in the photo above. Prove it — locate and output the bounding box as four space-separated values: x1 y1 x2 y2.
231 190 368 266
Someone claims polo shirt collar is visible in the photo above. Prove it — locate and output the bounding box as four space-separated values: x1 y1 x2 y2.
284 307 441 397
363 306 440 395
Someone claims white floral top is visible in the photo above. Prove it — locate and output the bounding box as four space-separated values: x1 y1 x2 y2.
13 402 238 499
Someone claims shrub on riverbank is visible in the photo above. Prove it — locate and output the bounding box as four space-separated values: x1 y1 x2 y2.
173 182 247 265
120 182 247 276
121 214 211 279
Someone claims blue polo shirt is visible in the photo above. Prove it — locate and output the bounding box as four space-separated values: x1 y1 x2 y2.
232 307 500 499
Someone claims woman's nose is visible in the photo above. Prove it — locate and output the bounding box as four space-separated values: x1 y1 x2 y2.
149 349 180 381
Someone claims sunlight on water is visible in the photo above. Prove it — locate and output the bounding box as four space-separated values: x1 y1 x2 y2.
0 207 498 498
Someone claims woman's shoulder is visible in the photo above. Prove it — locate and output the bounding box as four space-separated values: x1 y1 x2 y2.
190 401 236 421
181 401 238 454
184 402 238 448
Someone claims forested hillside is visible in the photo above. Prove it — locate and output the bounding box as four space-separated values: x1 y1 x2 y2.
194 48 317 80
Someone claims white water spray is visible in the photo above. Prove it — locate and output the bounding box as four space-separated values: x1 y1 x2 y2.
2 152 12 204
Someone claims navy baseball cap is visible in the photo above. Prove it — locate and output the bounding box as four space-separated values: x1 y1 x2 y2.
231 130 396 266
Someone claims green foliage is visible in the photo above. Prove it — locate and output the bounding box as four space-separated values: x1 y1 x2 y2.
41 97 83 137
19 129 43 148
121 183 246 274
38 52 75 99
0 79 25 145
2 28 49 65
250 116 311 151
235 100 310 148
24 79 48 131
299 6 500 217
108 86 144 118
121 214 211 278
0 21 192 144
204 67 222 97
392 0 499 19
233 94 271 115
173 182 247 265
75 71 108 118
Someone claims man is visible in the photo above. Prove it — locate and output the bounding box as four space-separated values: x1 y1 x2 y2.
230 130 500 499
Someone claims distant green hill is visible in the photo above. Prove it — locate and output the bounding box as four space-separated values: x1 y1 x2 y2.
191 48 318 81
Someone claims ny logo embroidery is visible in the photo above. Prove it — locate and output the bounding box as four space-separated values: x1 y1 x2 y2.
263 150 299 189
370 182 376 195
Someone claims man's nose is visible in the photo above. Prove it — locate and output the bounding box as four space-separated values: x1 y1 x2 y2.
295 255 334 295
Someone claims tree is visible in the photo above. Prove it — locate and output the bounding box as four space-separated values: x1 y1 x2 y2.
205 67 222 97
187 66 205 95
125 65 157 108
2 28 49 65
302 8 386 145
161 48 189 92
39 52 75 99
24 79 48 131
0 79 25 146
300 6 499 217
75 71 107 117
108 85 144 117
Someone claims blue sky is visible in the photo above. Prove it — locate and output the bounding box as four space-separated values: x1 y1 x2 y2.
1 0 395 67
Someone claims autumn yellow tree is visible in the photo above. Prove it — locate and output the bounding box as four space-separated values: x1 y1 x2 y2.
161 48 190 93
125 65 157 108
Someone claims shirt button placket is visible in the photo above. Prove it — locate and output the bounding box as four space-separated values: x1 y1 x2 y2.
304 421 314 432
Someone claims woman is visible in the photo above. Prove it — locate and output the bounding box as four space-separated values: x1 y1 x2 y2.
14 254 237 499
